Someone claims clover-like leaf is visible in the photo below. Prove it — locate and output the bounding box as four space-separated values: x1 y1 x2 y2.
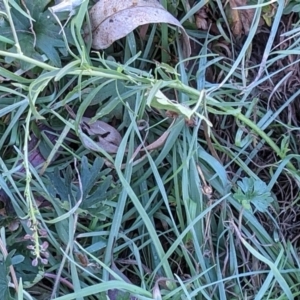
233 177 273 213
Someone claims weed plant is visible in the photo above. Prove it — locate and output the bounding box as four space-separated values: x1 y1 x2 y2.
0 0 300 299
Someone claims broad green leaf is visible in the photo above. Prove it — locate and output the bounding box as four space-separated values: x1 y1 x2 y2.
0 0 70 68
47 168 74 202
14 256 40 286
46 157 118 220
79 156 105 200
77 157 118 219
252 180 274 212
233 177 273 213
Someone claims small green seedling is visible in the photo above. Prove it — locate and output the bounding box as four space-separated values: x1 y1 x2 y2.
233 177 274 213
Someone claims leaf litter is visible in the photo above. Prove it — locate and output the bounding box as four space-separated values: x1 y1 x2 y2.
84 0 191 58
228 0 255 37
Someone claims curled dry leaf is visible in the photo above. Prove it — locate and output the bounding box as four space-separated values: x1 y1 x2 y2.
84 0 191 59
79 117 122 153
262 3 276 27
228 0 255 37
65 105 122 153
195 7 209 30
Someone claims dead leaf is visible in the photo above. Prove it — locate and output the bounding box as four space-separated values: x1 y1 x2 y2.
84 0 191 59
228 0 255 37
195 7 208 30
262 3 276 27
18 124 63 173
79 117 122 153
65 105 122 153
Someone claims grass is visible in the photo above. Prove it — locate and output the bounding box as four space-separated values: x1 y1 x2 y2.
0 0 300 299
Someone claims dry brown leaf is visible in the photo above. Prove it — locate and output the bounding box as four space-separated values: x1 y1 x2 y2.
65 105 122 153
79 117 122 153
195 8 208 30
84 0 191 59
229 0 255 37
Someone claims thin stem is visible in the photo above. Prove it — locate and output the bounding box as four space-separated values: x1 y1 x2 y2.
23 110 41 261
3 0 22 54
0 50 57 70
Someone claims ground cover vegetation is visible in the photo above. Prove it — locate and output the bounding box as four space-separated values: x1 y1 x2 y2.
0 0 300 299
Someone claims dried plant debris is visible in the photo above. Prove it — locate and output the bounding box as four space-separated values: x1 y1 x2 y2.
227 0 255 37
84 0 191 58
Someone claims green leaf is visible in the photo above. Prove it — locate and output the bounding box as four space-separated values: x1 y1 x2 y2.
251 180 274 212
0 261 10 299
0 0 70 68
46 157 118 220
233 177 273 213
11 254 25 265
14 256 41 286
47 167 74 202
77 157 119 219
241 199 252 211
79 156 105 201
148 89 194 119
283 2 300 14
